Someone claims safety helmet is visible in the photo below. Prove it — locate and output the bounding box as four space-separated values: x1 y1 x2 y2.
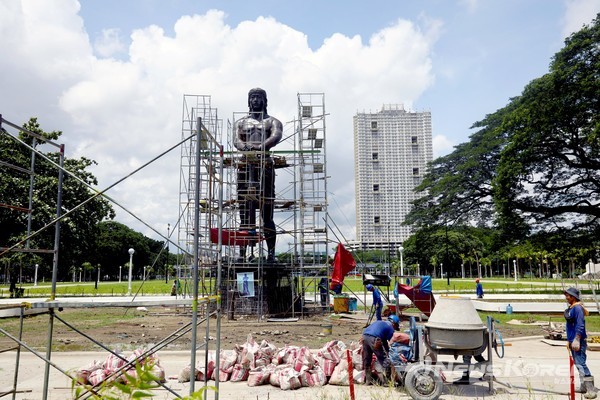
365 284 373 291
388 314 400 325
564 287 580 300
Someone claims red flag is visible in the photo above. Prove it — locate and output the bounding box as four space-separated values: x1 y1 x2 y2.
330 243 356 286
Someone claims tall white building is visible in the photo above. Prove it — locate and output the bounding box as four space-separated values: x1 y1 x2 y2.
353 104 433 251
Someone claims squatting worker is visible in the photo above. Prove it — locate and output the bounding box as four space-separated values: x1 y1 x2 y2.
564 287 597 399
362 314 400 385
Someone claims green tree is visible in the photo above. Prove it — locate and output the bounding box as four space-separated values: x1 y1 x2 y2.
0 118 115 281
494 14 600 234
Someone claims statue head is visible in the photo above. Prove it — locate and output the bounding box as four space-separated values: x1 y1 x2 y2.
247 87 268 113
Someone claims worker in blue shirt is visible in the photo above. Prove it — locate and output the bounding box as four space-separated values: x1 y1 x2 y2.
362 314 400 385
475 279 484 298
366 283 383 320
564 287 597 398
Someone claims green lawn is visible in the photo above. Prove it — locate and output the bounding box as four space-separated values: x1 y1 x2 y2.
1 275 586 298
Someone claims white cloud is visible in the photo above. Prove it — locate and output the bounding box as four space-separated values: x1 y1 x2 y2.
93 28 126 58
433 135 455 158
0 2 439 249
562 0 600 37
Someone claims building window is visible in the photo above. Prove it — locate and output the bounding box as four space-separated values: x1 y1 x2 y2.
308 128 318 139
411 136 418 144
373 184 379 192
413 167 420 175
372 152 378 160
374 216 380 224
371 121 378 130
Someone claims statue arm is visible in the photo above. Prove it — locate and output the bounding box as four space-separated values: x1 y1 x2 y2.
262 118 283 150
234 121 248 151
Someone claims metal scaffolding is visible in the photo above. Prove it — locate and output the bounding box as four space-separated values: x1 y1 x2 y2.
0 113 223 399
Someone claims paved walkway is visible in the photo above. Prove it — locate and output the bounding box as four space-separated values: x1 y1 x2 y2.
0 336 597 399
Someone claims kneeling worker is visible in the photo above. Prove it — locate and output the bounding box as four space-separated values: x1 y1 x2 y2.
362 314 400 385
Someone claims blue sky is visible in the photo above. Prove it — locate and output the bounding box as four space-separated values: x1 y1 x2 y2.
1 0 599 252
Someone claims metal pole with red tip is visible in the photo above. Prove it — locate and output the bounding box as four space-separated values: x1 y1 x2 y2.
346 349 355 400
568 345 575 400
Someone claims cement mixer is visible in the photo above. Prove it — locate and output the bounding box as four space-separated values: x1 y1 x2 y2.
396 296 504 400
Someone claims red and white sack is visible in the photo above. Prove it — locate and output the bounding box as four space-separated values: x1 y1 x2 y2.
275 345 300 365
240 334 261 369
103 352 127 374
211 367 230 382
206 355 216 380
75 360 103 385
127 347 158 367
269 364 289 387
319 340 346 363
247 366 272 387
88 369 106 386
124 363 166 384
351 347 363 371
329 359 350 386
259 339 277 358
230 364 250 382
321 358 337 377
279 367 302 391
353 369 365 384
309 365 327 387
220 350 238 372
292 347 315 372
177 364 199 383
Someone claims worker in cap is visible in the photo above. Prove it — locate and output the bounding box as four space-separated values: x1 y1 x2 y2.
366 283 383 321
362 314 400 385
564 287 597 398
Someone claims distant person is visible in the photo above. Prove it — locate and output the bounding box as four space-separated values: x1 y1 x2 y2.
475 279 484 299
329 280 343 295
318 276 329 308
564 287 597 398
454 354 487 384
366 283 383 320
171 279 178 296
362 314 400 385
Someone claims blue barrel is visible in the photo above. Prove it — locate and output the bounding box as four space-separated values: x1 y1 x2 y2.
506 304 513 314
348 298 358 311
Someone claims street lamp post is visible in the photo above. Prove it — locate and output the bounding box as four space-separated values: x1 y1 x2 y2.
128 248 135 295
503 263 506 279
79 268 82 282
34 264 39 286
398 245 404 277
119 266 122 282
513 259 518 282
440 263 444 279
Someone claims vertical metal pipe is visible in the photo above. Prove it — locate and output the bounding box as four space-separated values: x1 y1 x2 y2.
214 144 224 400
25 137 37 250
43 144 64 400
189 118 202 394
10 306 25 400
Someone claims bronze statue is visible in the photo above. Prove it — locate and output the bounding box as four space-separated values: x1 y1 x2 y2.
234 88 282 262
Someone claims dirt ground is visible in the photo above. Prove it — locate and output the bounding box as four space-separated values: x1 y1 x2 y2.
0 306 540 354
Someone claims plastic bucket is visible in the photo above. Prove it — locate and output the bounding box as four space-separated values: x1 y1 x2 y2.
333 296 349 313
322 323 333 335
348 298 358 312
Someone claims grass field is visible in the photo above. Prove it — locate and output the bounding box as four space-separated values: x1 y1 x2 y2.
0 275 593 298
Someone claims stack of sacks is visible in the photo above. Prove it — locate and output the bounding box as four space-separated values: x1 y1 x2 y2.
75 348 165 387
175 337 377 390
123 348 166 384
